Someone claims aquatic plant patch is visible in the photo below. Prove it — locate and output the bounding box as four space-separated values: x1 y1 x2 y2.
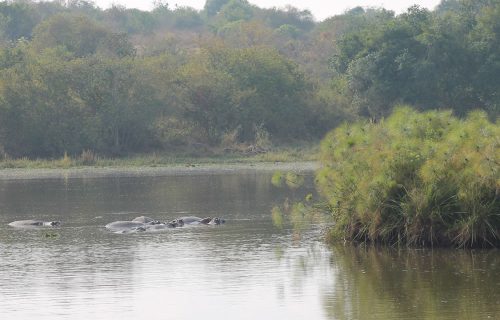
317 107 499 248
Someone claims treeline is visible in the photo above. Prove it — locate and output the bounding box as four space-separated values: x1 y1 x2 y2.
331 0 500 118
0 0 498 158
0 0 341 158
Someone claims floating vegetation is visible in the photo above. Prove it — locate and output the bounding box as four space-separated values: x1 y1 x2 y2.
270 196 331 242
43 231 60 239
271 170 305 189
317 107 499 248
271 171 285 187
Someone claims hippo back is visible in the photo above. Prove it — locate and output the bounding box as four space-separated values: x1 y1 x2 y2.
105 221 146 233
8 220 61 228
178 216 203 224
131 216 160 224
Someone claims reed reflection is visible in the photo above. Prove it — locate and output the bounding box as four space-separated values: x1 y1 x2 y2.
323 245 500 320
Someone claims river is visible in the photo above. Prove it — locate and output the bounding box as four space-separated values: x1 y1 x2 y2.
0 168 499 319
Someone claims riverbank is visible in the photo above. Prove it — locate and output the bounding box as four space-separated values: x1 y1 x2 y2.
0 161 319 180
0 145 318 169
0 145 319 180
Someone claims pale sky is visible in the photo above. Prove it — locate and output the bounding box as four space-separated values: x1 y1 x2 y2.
94 0 443 21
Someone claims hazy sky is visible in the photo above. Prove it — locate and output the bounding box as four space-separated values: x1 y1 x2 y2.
93 0 443 21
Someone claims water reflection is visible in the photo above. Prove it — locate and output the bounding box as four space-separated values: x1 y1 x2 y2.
324 245 500 320
0 173 499 320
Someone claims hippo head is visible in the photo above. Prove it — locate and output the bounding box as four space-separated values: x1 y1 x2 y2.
199 217 212 224
167 219 184 228
210 217 225 225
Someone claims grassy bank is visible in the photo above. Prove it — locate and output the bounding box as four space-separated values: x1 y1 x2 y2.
0 145 319 170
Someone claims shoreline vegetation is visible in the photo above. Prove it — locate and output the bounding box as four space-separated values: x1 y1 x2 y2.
317 107 499 249
0 145 319 179
0 161 319 180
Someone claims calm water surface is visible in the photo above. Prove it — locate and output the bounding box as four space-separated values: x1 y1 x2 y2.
0 171 499 320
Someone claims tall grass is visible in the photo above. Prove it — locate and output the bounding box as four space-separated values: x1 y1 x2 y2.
317 106 499 248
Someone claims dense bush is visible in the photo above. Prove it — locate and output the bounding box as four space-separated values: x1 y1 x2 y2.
317 107 499 247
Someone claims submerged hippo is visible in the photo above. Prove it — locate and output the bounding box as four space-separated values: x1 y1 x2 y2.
179 216 225 225
146 219 184 231
105 221 148 233
8 220 61 228
168 219 184 227
132 216 183 227
106 218 184 233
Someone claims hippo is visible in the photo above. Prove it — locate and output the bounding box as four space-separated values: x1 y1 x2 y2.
132 216 183 228
145 219 183 231
142 219 184 231
131 216 161 225
179 216 225 225
105 221 148 233
208 217 224 225
8 220 61 228
106 218 184 233
168 219 184 227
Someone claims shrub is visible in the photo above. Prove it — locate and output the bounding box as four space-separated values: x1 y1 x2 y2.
317 106 499 248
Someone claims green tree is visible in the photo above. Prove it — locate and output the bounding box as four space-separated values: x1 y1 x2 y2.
172 7 203 29
470 2 500 116
0 1 41 41
32 13 135 58
331 2 500 119
259 5 314 32
68 57 163 154
0 45 93 157
219 0 253 22
204 0 230 16
177 44 313 144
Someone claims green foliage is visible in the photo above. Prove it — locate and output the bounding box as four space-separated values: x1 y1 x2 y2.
259 5 314 32
172 7 203 29
332 1 500 118
102 6 157 34
153 116 196 148
0 1 41 41
0 43 163 157
32 13 135 58
0 0 498 162
219 0 253 22
285 172 304 189
271 171 305 189
274 24 300 39
271 171 285 187
317 107 500 247
177 44 313 145
204 0 230 16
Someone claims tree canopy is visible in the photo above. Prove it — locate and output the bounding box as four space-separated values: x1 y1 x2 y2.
0 0 498 158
